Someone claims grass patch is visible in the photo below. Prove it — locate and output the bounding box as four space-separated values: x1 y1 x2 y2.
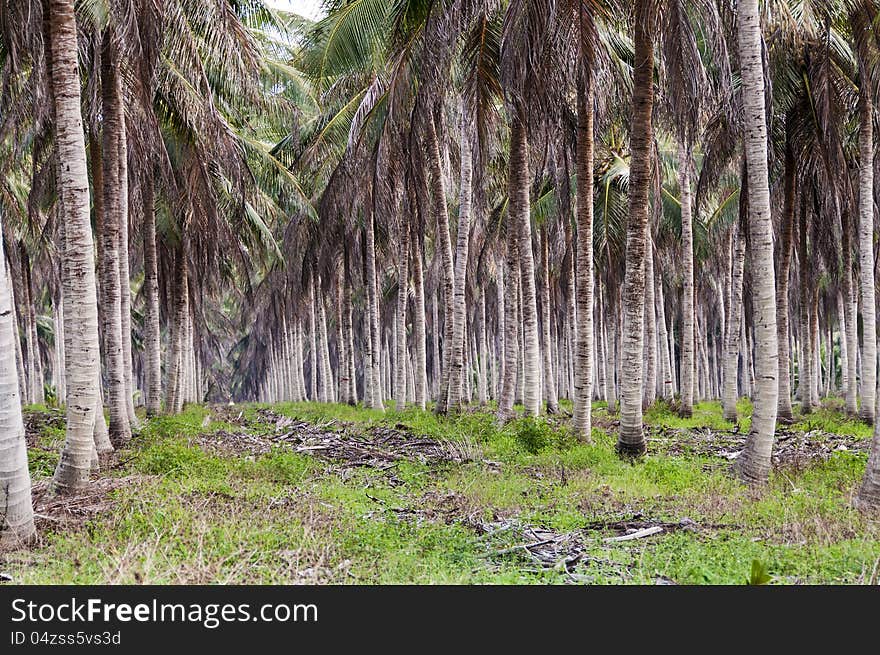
5 399 879 585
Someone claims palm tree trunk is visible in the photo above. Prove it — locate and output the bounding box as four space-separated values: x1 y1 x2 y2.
411 230 428 410
643 234 657 407
776 137 795 420
99 33 131 444
798 200 813 414
509 117 541 417
655 262 673 400
9 264 26 403
142 173 161 416
858 84 876 423
427 119 455 413
734 0 779 485
308 278 318 401
839 291 849 400
394 218 410 411
165 248 188 415
678 140 695 418
365 202 384 410
478 288 488 406
573 72 594 437
810 286 821 406
446 111 474 412
50 0 104 493
723 223 746 421
116 99 138 428
617 0 655 456
497 230 519 422
0 214 36 544
432 288 441 398
540 224 558 413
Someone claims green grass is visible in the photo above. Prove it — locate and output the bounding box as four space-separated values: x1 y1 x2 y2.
5 399 879 585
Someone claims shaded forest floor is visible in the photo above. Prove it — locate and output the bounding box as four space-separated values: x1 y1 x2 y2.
3 398 880 584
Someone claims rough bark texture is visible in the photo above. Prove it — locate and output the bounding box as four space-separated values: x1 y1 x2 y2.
734 0 779 485
798 202 813 414
99 33 131 445
617 0 655 457
50 0 103 494
446 112 473 412
497 231 519 423
776 138 795 421
678 140 695 419
427 119 455 413
722 223 746 421
858 84 876 424
411 229 428 410
573 74 594 439
394 216 410 412
509 117 541 417
0 220 36 545
142 173 162 416
540 224 558 413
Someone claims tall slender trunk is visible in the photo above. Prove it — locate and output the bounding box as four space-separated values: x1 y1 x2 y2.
540 224 558 414
617 1 655 456
655 261 673 399
0 215 36 544
53 285 66 403
842 209 858 415
497 231 519 422
723 222 746 421
798 198 813 414
478 288 488 406
99 32 131 444
509 117 541 416
50 0 103 493
810 285 821 407
427 119 455 413
776 137 795 420
446 109 473 412
337 265 350 405
364 202 384 410
394 217 410 411
839 291 849 402
165 247 188 414
431 289 441 398
142 173 161 416
116 98 138 428
411 230 428 410
858 83 876 423
643 233 657 407
573 70 594 437
316 274 333 402
308 277 318 401
678 140 695 418
735 0 779 485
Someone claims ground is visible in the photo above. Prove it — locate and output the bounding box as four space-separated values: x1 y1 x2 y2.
3 398 879 585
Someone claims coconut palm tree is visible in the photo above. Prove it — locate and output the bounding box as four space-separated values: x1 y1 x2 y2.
617 0 657 457
0 213 35 545
48 0 104 494
733 0 779 485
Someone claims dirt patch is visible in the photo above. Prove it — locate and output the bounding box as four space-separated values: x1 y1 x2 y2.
649 425 869 469
471 514 732 583
23 407 65 448
196 410 465 473
30 475 154 533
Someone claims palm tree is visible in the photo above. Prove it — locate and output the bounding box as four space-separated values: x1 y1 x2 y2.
617 0 657 457
733 0 778 485
0 213 35 545
49 0 104 494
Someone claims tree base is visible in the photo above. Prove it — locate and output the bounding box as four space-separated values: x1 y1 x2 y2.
616 439 646 460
